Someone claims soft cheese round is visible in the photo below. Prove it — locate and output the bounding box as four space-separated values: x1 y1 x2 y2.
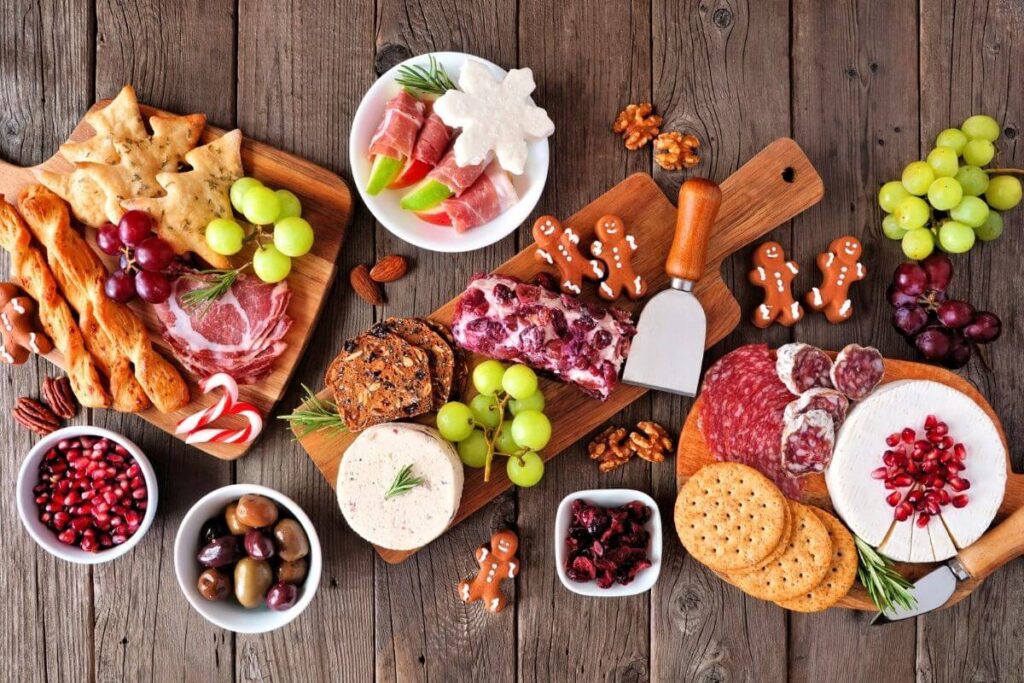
337 423 464 551
825 379 1006 562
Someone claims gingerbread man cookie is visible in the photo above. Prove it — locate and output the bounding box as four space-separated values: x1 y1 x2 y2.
748 242 803 328
590 214 647 301
0 283 52 365
532 216 604 295
806 236 867 324
457 529 519 613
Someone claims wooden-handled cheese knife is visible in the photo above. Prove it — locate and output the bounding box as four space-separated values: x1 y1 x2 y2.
872 505 1024 623
622 178 722 396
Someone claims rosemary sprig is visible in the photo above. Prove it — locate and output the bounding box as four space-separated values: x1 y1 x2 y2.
854 535 917 614
395 56 456 95
180 264 249 316
277 384 347 437
384 464 425 499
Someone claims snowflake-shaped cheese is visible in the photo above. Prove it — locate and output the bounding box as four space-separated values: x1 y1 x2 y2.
433 60 554 175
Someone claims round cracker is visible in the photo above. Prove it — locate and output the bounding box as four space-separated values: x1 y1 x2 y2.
675 463 788 572
775 507 858 612
730 496 794 576
725 501 832 602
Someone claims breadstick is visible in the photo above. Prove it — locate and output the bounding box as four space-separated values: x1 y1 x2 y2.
18 186 190 413
0 198 111 408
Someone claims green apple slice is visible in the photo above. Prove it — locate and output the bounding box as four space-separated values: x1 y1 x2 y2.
366 155 404 196
400 178 453 211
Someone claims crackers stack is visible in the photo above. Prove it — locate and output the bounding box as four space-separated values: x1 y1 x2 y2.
675 462 857 612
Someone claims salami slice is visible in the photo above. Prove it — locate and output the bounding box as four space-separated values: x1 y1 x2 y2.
776 343 834 395
830 344 884 400
781 409 836 476
784 388 850 430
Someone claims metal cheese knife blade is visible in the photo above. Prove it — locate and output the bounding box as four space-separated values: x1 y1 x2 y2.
871 505 1024 623
622 178 722 397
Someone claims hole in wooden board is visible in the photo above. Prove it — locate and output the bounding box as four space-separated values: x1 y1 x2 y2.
781 167 796 183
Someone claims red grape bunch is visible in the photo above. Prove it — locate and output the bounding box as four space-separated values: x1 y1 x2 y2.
888 253 1001 368
98 211 176 304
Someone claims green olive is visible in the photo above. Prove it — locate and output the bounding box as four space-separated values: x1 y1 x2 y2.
277 557 308 585
273 519 310 562
234 558 273 608
235 494 280 528
225 502 253 535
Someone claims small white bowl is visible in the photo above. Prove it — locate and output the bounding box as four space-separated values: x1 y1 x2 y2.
16 426 158 564
554 489 662 597
174 484 322 634
350 51 550 253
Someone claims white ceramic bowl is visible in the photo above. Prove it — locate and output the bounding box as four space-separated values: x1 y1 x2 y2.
174 484 322 634
16 426 158 564
554 489 662 597
350 51 550 253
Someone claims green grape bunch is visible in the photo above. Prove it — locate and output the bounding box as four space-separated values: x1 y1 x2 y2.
878 115 1022 259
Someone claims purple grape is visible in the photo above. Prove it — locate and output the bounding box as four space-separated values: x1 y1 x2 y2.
104 269 136 303
893 305 929 336
118 210 153 247
894 263 927 296
97 224 123 256
887 284 919 308
944 334 971 369
135 237 174 272
134 270 171 304
937 300 975 329
914 327 952 360
963 312 1002 343
118 252 133 273
921 253 953 292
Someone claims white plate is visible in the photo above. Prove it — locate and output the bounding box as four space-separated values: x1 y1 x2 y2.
554 489 662 597
349 51 550 253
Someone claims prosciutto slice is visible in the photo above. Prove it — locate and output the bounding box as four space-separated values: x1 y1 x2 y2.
427 145 489 196
411 112 451 166
441 162 518 232
368 90 425 159
154 272 293 384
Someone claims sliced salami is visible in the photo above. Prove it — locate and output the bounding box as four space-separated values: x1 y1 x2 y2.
781 409 836 476
830 344 884 400
776 343 834 395
784 388 850 430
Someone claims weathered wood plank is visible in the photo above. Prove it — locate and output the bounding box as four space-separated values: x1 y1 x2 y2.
0 2 94 682
372 1 519 681
650 1 790 680
89 2 236 681
916 1 1024 680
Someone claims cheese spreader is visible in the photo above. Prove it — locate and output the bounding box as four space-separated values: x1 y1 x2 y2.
872 505 1024 623
623 177 723 396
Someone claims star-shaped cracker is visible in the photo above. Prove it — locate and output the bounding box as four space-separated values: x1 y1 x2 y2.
60 85 148 164
433 60 554 175
121 129 243 269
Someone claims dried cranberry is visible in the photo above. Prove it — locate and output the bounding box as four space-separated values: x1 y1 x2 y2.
493 283 515 304
531 272 559 292
593 330 613 349
568 555 597 581
564 498 653 588
551 310 569 338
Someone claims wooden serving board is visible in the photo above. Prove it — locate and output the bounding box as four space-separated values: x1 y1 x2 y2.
295 137 824 563
676 357 1024 611
0 100 352 459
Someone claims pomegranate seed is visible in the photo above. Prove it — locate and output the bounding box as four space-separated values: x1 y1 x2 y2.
886 433 901 447
895 502 913 521
901 428 916 444
35 494 49 505
938 490 951 505
125 510 141 527
132 487 147 500
872 467 889 480
135 500 148 510
953 443 966 460
906 462 921 475
949 477 971 492
907 489 923 503
71 516 91 531
932 422 948 436
891 473 913 487
884 480 896 490
126 464 140 478
913 499 926 511
53 512 70 529
939 436 954 450
925 415 938 429
926 500 940 515
916 513 931 528
886 491 902 506
80 437 94 448
100 534 113 547
953 494 969 508
80 536 99 553
57 529 78 545
57 439 71 451
111 533 128 545
39 512 51 524
922 461 938 473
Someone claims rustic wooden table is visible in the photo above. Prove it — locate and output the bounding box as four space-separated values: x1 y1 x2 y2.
2 0 1022 681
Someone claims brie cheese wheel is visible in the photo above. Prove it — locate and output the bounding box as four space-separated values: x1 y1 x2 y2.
826 380 1006 562
336 423 464 550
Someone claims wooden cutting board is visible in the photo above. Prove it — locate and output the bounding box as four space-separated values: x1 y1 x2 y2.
295 137 823 563
676 357 1024 611
0 100 352 459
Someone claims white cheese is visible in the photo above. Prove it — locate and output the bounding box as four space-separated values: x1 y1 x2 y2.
336 423 464 551
927 519 958 562
877 515 914 561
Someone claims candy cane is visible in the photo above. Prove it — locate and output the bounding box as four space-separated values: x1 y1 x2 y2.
185 401 264 445
175 373 263 444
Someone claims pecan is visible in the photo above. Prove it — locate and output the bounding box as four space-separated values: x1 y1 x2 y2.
628 421 673 463
612 103 662 150
654 132 701 171
42 376 78 419
12 397 61 436
588 425 633 473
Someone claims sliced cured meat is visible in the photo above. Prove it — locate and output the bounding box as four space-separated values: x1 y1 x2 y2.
776 343 833 394
451 273 636 400
378 317 455 410
441 162 519 232
830 344 884 400
427 145 488 196
368 90 425 159
781 409 836 476
784 388 849 430
698 344 800 496
411 113 451 166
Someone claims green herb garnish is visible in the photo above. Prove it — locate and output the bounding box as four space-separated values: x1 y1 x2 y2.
395 56 456 96
855 535 917 614
277 384 347 437
180 264 249 316
385 464 425 499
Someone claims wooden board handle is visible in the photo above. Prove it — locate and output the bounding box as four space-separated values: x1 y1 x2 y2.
959 505 1024 581
666 178 721 282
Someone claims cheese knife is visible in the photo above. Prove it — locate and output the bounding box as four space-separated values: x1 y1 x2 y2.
871 504 1024 623
622 177 722 397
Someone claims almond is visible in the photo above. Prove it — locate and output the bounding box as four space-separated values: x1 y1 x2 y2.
350 264 384 305
369 254 409 283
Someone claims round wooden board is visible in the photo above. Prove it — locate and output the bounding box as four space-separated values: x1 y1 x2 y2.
675 354 1024 611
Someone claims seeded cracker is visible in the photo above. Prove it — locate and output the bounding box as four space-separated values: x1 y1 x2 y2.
674 463 788 572
775 507 857 612
380 317 455 410
423 317 468 400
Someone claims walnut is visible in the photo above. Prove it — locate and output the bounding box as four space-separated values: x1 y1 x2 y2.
612 103 662 150
628 421 673 463
588 425 633 473
654 132 701 171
